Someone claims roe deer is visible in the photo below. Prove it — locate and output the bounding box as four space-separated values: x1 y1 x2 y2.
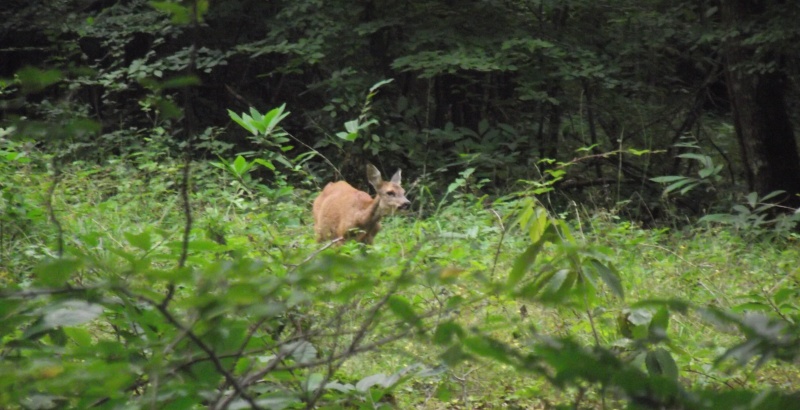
313 164 410 244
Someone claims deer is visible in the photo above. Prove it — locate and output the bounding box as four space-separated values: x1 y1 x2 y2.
312 164 411 245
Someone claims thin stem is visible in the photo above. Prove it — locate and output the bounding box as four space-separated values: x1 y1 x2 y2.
46 158 64 258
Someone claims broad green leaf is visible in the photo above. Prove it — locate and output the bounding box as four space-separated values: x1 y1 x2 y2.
17 66 62 93
515 200 534 229
232 155 252 175
540 269 576 302
304 373 324 393
387 295 422 329
209 160 229 171
344 119 360 134
760 190 786 203
337 131 358 141
228 110 258 135
369 78 394 93
24 300 104 339
124 231 152 251
187 239 222 251
773 287 795 306
645 348 679 380
664 178 695 194
433 321 464 345
678 152 712 168
356 373 394 392
518 270 554 300
262 103 290 135
253 158 276 171
650 175 687 183
589 259 624 299
544 269 570 295
507 238 544 288
627 308 653 326
445 180 461 195
528 207 549 242
649 307 670 338
325 381 355 393
63 326 93 347
554 219 576 245
732 204 750 214
679 181 701 195
281 340 316 365
33 258 83 287
248 106 264 123
746 192 759 208
247 110 267 134
698 167 716 178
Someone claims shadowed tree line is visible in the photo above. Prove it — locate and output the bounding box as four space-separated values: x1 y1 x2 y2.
2 0 800 217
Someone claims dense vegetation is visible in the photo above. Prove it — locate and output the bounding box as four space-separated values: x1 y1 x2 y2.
2 0 800 409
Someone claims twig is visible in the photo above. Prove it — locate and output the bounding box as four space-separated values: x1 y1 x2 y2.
220 243 425 408
46 158 64 258
284 130 342 180
305 306 346 408
489 208 506 279
286 237 343 273
116 287 262 410
210 317 269 406
683 368 737 389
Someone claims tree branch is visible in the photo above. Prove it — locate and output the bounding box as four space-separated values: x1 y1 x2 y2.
116 287 263 410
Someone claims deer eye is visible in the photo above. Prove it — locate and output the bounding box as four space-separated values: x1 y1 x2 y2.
386 191 396 197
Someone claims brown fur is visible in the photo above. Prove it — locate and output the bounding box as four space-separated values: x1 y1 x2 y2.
313 164 410 244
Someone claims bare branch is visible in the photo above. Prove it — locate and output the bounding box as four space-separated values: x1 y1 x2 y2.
115 287 263 410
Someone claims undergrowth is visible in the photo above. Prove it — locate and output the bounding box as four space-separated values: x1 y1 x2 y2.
1 156 799 409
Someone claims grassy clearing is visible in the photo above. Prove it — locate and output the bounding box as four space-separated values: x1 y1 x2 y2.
2 159 799 409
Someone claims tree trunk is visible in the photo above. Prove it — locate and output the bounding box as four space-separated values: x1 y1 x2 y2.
721 0 800 209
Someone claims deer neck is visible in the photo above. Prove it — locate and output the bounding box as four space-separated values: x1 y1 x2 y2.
361 195 384 226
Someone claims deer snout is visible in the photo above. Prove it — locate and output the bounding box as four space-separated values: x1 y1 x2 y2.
398 199 411 210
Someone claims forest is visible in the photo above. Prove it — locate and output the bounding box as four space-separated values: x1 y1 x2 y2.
1 0 800 408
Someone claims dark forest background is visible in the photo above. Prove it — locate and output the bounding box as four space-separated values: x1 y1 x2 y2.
3 0 800 220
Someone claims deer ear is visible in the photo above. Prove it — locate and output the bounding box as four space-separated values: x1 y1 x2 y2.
366 164 383 188
390 169 402 184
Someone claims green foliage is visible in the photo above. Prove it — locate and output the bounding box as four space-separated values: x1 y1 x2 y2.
150 0 209 25
700 191 800 237
2 154 800 408
226 105 314 199
509 200 624 305
651 141 724 197
5 0 796 219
